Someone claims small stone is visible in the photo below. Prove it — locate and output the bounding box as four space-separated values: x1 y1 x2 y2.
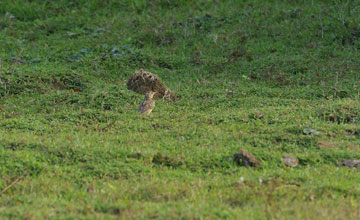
341 159 360 170
281 155 299 167
303 128 320 136
233 150 262 167
179 136 185 141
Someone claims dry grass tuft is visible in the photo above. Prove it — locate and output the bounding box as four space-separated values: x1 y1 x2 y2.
127 69 178 101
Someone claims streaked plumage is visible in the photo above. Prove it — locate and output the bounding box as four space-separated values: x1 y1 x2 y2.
138 91 155 114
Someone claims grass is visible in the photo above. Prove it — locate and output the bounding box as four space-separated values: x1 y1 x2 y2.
0 0 359 219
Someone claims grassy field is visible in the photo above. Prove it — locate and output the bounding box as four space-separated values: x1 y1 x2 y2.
0 0 359 219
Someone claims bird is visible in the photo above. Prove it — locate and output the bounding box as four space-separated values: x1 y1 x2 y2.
138 91 156 115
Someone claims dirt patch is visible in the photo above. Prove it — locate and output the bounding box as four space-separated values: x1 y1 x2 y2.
318 140 338 149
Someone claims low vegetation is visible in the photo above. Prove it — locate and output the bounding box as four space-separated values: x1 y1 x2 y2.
0 0 359 219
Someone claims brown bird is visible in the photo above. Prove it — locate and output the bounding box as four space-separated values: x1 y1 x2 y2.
138 91 156 114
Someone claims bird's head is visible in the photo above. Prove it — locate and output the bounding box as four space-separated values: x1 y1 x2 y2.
145 91 156 99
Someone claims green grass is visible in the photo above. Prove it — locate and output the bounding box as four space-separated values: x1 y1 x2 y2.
0 0 360 219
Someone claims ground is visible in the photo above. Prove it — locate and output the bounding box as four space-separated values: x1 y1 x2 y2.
0 0 359 219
